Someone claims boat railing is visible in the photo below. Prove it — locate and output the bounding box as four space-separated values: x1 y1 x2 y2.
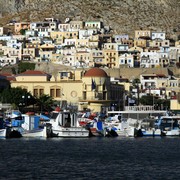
124 106 155 111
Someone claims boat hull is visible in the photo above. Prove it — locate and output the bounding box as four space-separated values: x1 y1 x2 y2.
19 127 47 138
116 128 136 137
162 129 180 136
0 129 6 138
52 127 89 138
142 129 161 136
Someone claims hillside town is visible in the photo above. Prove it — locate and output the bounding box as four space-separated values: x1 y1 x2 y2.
0 17 180 113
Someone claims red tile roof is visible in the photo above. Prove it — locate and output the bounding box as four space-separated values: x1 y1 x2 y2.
84 68 107 77
18 70 48 76
0 73 16 81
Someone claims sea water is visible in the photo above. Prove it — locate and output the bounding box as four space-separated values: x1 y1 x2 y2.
0 137 180 180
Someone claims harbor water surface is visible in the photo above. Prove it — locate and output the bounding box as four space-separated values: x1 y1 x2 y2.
0 137 180 180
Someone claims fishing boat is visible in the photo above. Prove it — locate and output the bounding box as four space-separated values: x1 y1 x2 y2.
3 110 22 138
18 114 49 138
0 115 6 138
49 110 89 138
86 120 106 137
105 117 140 137
141 128 161 136
3 110 49 138
155 115 180 136
107 105 166 137
0 129 6 138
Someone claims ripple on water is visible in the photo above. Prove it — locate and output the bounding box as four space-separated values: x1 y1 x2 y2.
0 137 180 179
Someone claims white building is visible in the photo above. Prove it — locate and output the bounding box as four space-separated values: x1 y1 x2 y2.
119 53 134 67
58 23 71 32
64 38 76 46
0 56 19 67
140 52 160 68
151 32 166 40
79 29 97 39
30 21 57 32
6 38 22 49
84 21 102 29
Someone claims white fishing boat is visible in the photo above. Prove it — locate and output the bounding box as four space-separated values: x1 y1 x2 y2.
107 106 167 137
141 128 161 136
5 113 48 138
0 128 6 138
105 117 139 137
155 115 180 136
18 114 48 138
49 111 89 138
18 127 47 138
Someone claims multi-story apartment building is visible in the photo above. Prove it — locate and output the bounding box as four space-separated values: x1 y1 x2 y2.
114 34 129 42
135 30 151 39
58 23 71 32
22 47 37 61
151 32 166 40
0 56 19 67
1 46 22 60
84 21 102 29
75 50 92 67
30 19 57 32
103 43 119 68
14 22 30 34
90 50 105 67
140 52 160 68
50 31 64 44
39 44 55 62
79 29 97 39
69 21 84 31
76 39 89 48
119 53 134 68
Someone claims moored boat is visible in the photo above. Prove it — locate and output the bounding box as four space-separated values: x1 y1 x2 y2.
0 128 6 138
49 110 89 138
155 115 180 136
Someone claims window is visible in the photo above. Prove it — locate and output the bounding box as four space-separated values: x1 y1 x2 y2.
50 89 55 97
33 89 38 96
40 89 44 95
56 89 60 97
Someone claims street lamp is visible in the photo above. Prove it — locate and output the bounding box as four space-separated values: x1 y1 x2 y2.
21 94 31 113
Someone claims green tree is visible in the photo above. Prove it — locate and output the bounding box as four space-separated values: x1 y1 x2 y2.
35 94 54 114
139 95 154 106
19 29 27 35
139 95 170 110
18 62 35 73
0 87 33 109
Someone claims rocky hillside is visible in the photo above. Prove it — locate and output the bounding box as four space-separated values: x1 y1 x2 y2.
0 0 179 38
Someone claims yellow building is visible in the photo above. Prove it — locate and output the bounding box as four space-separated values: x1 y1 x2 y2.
10 68 124 112
50 31 64 44
39 44 55 62
134 39 148 48
103 43 119 68
170 92 180 111
135 30 151 39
